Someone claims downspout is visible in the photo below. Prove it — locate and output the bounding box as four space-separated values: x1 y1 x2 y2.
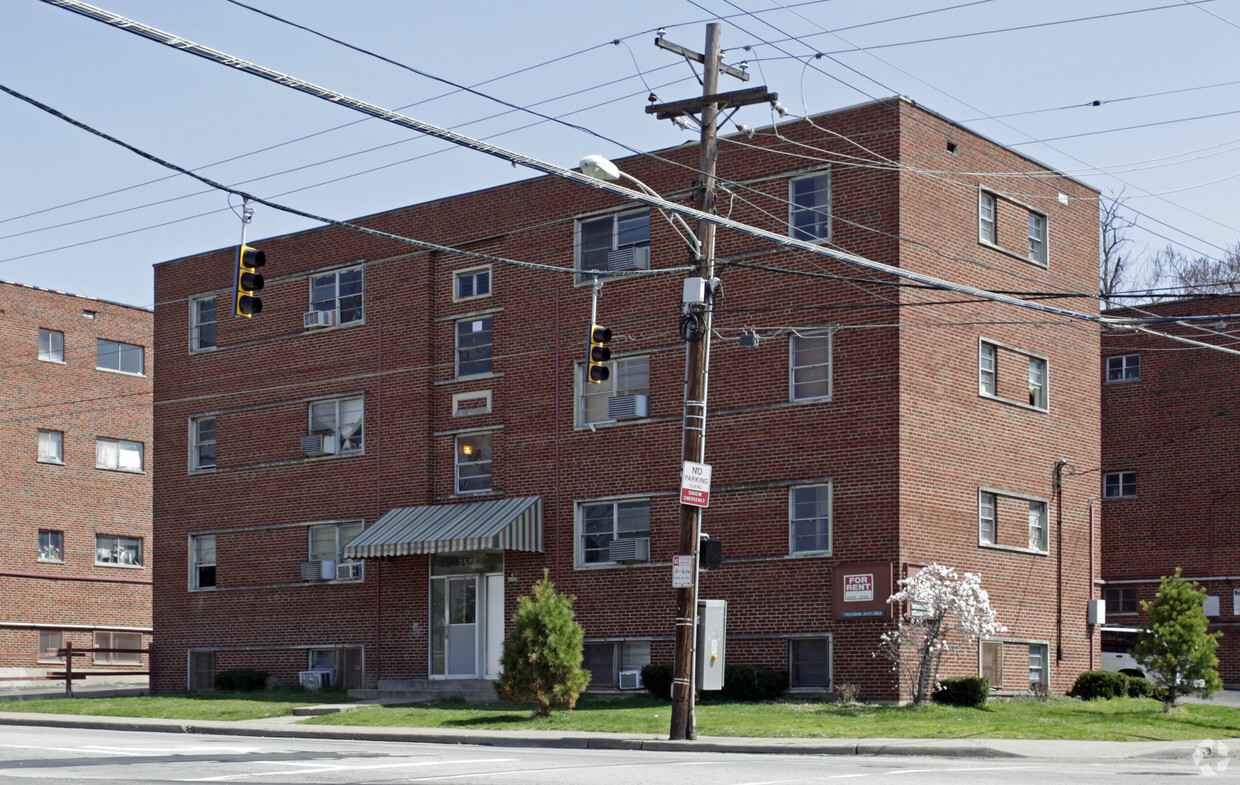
1088 498 1095 672
554 289 562 584
1055 459 1065 663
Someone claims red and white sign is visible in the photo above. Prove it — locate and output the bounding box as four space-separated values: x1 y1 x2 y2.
672 555 694 588
843 573 874 603
680 461 713 507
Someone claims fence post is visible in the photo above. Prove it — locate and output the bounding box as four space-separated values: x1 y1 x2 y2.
63 641 74 698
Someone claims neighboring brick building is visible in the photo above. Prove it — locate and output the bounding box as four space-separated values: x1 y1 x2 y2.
0 282 152 683
1101 294 1240 684
151 97 1101 700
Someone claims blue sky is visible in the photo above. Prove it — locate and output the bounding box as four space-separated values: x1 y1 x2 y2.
2 0 1238 308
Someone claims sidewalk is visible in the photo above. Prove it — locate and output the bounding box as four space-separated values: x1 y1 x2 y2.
0 706 1231 763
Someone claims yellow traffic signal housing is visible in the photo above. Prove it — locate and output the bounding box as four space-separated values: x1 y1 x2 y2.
587 324 612 383
234 245 265 317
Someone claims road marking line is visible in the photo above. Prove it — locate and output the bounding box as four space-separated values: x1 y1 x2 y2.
181 758 516 781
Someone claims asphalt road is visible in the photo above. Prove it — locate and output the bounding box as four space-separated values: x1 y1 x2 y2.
0 724 1229 784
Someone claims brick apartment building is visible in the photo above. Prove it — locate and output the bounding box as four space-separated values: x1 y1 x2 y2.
151 97 1101 700
0 283 152 683
1101 294 1240 684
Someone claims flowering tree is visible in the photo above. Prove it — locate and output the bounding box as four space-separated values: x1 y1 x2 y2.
877 564 1005 705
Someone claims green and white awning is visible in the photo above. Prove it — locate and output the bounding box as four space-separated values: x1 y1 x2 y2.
342 496 542 558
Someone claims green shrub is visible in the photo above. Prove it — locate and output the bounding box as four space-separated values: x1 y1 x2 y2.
1125 675 1155 699
932 676 989 707
1069 670 1129 701
721 664 788 702
213 668 269 692
641 664 674 701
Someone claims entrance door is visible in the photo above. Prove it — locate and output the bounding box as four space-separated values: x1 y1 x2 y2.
431 575 478 678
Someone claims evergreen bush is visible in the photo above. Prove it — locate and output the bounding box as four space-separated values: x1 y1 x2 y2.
495 570 591 717
1069 670 1129 701
213 668 268 692
641 664 674 701
721 664 788 702
932 676 989 707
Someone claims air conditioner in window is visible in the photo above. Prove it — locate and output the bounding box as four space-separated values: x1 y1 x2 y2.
300 559 336 581
608 538 650 564
301 433 336 456
336 561 363 581
298 669 333 690
606 246 650 272
608 394 648 420
618 669 644 690
304 310 336 329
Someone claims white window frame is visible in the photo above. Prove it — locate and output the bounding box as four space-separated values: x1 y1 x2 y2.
977 339 1049 412
788 170 831 243
39 529 63 562
191 534 216 590
309 521 365 563
1106 354 1140 382
190 295 217 352
95 534 143 567
789 484 832 555
576 498 651 568
453 266 492 302
977 187 1049 268
1027 212 1047 265
455 432 493 494
578 355 650 426
96 437 144 472
38 328 64 363
96 339 144 375
978 342 996 396
576 209 650 281
190 416 216 471
38 630 63 663
1028 642 1048 687
309 396 365 455
978 191 996 245
1027 356 1047 409
93 631 142 666
1103 471 1137 499
455 316 493 378
978 488 1049 554
788 636 833 690
789 331 832 402
37 429 64 464
310 266 364 325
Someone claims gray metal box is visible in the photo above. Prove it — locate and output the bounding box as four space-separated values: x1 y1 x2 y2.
696 599 726 691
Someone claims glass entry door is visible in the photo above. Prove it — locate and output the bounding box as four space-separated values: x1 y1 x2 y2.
430 552 504 679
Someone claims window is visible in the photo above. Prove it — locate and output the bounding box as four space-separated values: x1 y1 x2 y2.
978 343 996 395
1104 586 1139 615
456 433 493 493
38 630 62 662
95 534 142 567
980 640 1003 686
309 396 364 454
1028 643 1048 687
189 651 215 691
790 484 831 554
310 266 364 325
578 210 650 279
308 647 364 690
93 631 142 665
584 640 650 687
789 171 831 242
580 356 650 425
1103 471 1137 499
190 296 217 351
96 339 144 375
978 188 1048 266
979 490 1047 553
1106 354 1140 382
579 499 650 565
309 521 364 563
191 417 216 471
454 267 491 301
96 438 143 472
38 530 63 562
456 316 493 377
978 340 1048 411
789 638 831 689
192 534 216 589
37 429 63 464
790 332 831 401
38 329 64 362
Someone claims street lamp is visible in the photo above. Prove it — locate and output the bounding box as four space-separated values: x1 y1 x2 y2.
579 155 699 256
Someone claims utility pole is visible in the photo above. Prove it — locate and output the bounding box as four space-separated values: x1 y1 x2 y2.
648 23 774 743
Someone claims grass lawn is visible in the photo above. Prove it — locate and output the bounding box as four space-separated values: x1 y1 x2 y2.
3 692 1239 741
301 695 1240 742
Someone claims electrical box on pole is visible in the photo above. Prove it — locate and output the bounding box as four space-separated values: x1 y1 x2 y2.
696 599 726 691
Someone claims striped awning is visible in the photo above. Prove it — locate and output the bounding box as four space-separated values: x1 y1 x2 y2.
342 496 542 558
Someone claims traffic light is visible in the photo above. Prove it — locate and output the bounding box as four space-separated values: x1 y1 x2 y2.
587 324 612 383
234 244 265 317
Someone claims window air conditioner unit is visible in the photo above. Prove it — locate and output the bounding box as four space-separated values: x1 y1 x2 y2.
300 559 336 581
304 310 336 329
609 538 650 564
608 394 649 420
618 669 644 690
606 246 650 272
299 669 333 690
336 561 363 581
301 433 336 456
